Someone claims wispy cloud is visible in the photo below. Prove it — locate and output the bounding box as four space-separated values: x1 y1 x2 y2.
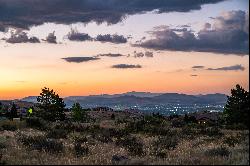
207 64 245 71
62 57 100 63
111 64 142 69
96 53 126 57
192 66 205 69
190 74 198 77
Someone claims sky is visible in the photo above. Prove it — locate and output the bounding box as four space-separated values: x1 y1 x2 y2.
0 0 249 99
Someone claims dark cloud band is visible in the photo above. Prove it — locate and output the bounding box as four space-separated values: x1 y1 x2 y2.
0 0 224 30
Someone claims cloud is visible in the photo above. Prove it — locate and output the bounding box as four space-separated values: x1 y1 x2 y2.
4 30 40 43
135 10 249 55
0 0 224 30
207 64 245 71
111 64 142 69
95 34 127 44
62 57 100 63
133 51 154 58
192 66 205 69
96 53 126 57
190 74 198 77
67 28 92 41
45 31 57 44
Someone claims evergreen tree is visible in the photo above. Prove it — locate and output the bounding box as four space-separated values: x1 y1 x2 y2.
9 103 18 120
71 102 88 122
37 87 66 121
223 84 249 128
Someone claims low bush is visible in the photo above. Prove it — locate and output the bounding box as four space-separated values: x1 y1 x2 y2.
0 137 7 149
0 120 25 131
25 117 48 130
92 129 113 143
1 123 17 131
152 134 179 158
125 115 171 136
46 128 68 139
225 123 248 130
205 146 231 157
74 143 89 157
18 135 64 153
180 125 197 139
200 126 223 137
115 135 144 156
223 135 242 147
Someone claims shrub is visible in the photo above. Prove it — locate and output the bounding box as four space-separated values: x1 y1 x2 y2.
200 126 223 137
115 135 144 156
180 125 197 139
0 137 7 149
1 123 17 131
153 135 179 155
224 123 248 130
92 129 113 143
18 135 64 153
223 135 241 147
26 117 48 130
74 143 89 157
205 146 231 157
0 153 7 165
125 115 170 136
0 120 25 131
46 128 68 139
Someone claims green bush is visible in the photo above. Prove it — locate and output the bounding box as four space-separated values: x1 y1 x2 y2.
205 146 231 157
18 135 64 153
26 117 48 130
153 135 179 157
115 135 144 156
125 114 170 136
1 123 17 131
223 135 242 147
46 128 68 139
200 126 223 137
0 137 7 149
74 143 89 157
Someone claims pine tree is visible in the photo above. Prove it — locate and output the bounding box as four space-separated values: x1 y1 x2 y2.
71 102 88 122
37 87 66 121
9 103 18 120
223 84 249 128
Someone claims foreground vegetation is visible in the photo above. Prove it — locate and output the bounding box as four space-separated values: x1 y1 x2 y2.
0 84 249 165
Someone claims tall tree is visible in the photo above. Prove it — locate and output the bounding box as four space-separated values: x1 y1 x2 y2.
71 102 88 122
9 103 18 120
37 87 66 121
223 84 249 128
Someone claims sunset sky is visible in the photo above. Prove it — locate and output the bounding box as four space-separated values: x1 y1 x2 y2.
0 0 249 99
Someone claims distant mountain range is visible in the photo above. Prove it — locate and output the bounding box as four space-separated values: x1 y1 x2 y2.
21 92 228 108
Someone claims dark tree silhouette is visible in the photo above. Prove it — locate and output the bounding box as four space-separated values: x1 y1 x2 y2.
71 102 88 122
223 84 249 128
37 87 66 121
9 103 18 120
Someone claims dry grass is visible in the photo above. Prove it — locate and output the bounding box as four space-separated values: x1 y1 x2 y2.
0 120 249 165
